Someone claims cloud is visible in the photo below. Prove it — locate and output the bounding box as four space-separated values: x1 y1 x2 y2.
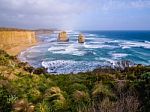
0 0 150 29
0 0 94 29
0 0 91 16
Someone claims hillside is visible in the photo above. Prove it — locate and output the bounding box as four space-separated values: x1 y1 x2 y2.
0 49 150 112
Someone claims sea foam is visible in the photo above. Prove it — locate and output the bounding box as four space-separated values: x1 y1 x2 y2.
19 31 150 74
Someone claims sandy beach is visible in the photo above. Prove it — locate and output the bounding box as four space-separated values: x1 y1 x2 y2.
3 42 38 56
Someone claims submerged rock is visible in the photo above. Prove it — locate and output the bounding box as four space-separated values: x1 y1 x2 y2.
58 31 69 42
78 34 85 43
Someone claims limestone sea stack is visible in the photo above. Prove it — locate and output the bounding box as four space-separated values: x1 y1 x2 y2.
78 34 85 43
58 31 69 42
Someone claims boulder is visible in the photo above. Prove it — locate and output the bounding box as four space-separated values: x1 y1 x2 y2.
78 34 85 43
58 31 69 42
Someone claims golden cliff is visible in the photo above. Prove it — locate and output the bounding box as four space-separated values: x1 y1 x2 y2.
0 28 37 55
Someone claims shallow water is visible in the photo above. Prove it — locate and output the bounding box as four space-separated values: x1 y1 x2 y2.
19 31 150 74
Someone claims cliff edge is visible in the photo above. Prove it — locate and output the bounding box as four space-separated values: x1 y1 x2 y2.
0 28 37 55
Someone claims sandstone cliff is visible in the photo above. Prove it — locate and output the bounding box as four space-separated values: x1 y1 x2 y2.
0 31 36 46
0 28 37 55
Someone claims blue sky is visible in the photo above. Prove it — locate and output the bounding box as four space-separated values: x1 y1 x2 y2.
0 0 150 30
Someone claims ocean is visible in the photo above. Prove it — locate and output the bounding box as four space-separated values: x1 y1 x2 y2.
19 31 150 74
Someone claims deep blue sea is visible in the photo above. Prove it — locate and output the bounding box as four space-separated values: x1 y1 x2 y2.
19 31 150 74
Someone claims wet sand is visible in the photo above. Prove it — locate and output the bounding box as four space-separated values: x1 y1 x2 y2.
4 42 38 56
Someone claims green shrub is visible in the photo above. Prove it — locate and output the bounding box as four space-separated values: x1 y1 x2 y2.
35 101 50 112
69 83 88 94
127 73 136 80
92 82 115 102
44 87 67 112
141 72 150 80
0 86 14 112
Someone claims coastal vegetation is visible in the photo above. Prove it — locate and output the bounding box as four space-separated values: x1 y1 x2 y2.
0 49 150 112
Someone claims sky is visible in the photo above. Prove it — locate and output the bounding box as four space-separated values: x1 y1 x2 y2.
0 0 150 30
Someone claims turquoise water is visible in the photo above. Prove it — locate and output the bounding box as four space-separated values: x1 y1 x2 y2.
19 31 150 74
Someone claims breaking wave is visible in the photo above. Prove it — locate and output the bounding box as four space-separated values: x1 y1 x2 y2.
18 31 150 74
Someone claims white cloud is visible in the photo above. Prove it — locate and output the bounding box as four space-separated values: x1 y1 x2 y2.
0 0 150 29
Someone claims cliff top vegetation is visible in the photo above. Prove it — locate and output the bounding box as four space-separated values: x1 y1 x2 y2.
0 49 150 112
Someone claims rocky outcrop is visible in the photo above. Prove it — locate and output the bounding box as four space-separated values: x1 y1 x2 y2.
78 34 85 43
58 31 69 42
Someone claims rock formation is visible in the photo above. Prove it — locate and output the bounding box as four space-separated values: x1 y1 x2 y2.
78 34 85 43
0 31 36 46
58 31 69 42
0 28 37 55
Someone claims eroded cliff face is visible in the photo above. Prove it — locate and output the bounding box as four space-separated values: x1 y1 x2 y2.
0 29 37 55
0 31 36 46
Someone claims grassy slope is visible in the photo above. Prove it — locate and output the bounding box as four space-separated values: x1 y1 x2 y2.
0 49 150 112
